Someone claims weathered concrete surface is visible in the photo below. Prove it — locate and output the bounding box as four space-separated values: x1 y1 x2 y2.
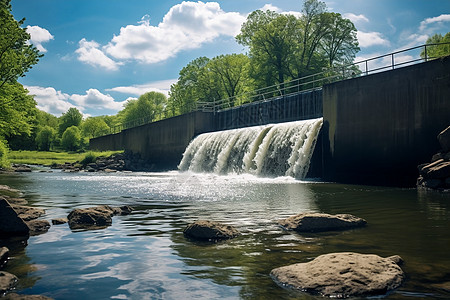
271 252 405 297
90 111 215 170
322 56 450 186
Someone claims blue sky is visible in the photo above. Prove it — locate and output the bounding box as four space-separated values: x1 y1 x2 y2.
11 0 450 117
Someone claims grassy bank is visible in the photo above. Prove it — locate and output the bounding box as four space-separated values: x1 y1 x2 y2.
9 150 122 166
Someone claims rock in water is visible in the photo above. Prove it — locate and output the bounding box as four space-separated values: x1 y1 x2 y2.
0 247 8 268
183 220 240 241
0 197 30 236
438 126 450 152
271 252 405 298
279 213 367 232
26 220 51 236
67 205 133 230
3 293 54 299
0 271 18 294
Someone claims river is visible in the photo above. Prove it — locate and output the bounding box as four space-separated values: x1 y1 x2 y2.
1 170 450 299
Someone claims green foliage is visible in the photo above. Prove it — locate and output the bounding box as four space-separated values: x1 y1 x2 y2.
421 32 450 59
80 151 97 166
9 150 122 166
0 0 42 88
61 125 81 151
0 82 37 139
35 125 55 151
0 139 10 169
58 107 82 136
236 0 359 89
121 91 167 127
82 117 110 139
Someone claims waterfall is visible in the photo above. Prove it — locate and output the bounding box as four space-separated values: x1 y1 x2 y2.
178 118 323 179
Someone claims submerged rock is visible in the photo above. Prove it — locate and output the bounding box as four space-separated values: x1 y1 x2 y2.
0 247 8 268
3 293 54 300
0 271 18 294
67 205 133 230
279 213 367 232
51 218 68 225
271 252 405 298
183 220 240 241
0 197 30 236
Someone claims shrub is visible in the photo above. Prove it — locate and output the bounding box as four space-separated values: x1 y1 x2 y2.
80 151 97 166
36 126 56 151
0 140 10 169
61 126 81 151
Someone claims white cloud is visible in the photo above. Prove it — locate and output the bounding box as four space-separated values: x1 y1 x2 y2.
75 38 120 71
70 89 123 111
357 31 390 48
343 13 369 24
106 79 177 97
25 85 75 116
419 14 450 31
100 1 246 65
260 4 280 12
26 25 54 53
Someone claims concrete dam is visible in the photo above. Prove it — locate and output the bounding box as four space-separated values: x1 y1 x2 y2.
90 56 450 187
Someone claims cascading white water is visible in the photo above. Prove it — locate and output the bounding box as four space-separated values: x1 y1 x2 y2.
178 118 323 179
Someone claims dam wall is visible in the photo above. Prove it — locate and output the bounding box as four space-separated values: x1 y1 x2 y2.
89 111 215 169
322 56 450 186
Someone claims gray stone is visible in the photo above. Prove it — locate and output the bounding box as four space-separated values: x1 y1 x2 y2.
279 213 367 232
183 220 240 241
0 197 30 236
438 126 450 152
0 185 22 198
67 206 114 229
271 252 405 298
0 271 18 294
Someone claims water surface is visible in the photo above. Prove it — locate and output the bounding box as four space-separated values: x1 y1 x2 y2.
1 170 449 299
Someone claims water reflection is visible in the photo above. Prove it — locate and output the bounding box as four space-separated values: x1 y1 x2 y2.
0 171 449 299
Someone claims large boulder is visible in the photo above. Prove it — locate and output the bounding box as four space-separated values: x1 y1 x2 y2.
438 126 450 152
279 213 367 232
183 220 240 241
67 205 133 230
271 252 405 298
0 271 18 294
0 197 30 236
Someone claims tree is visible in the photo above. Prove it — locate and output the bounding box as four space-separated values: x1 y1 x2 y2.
35 125 55 151
421 32 450 59
82 117 110 139
0 0 41 144
121 91 167 127
61 125 81 151
320 12 359 67
0 0 42 89
58 107 82 135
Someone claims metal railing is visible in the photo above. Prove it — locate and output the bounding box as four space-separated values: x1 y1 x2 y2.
107 42 449 134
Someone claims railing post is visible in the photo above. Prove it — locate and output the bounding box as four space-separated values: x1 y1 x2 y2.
391 53 395 70
424 45 428 62
365 60 368 76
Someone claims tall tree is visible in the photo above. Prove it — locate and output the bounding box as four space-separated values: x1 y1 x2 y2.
58 107 82 135
0 0 41 142
121 91 167 127
81 117 110 139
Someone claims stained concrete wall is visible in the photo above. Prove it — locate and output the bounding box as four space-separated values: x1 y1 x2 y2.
322 56 450 186
90 111 214 170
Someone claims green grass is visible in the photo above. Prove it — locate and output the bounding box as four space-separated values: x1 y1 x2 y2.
9 150 123 166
